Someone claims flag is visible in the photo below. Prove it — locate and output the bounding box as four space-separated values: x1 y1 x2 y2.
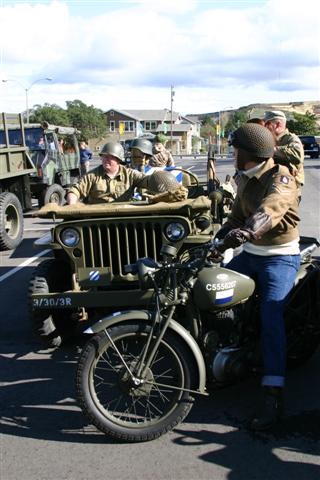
119 122 125 134
163 123 168 134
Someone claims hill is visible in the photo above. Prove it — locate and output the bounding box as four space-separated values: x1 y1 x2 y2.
186 101 320 124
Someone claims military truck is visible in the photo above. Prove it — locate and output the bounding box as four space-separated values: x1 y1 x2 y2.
0 117 81 207
0 113 36 250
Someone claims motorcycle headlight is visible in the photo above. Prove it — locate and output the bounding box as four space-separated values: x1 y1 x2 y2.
165 222 186 242
60 228 80 247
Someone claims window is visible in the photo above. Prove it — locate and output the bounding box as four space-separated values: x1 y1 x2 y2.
110 111 114 116
145 121 157 131
110 121 115 132
124 121 134 132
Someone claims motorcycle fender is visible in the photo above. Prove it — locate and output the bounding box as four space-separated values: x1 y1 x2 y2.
85 310 207 394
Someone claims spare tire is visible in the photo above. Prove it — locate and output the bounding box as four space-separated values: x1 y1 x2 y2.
41 184 66 206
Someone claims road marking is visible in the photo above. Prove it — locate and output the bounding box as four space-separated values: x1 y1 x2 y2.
0 249 51 283
24 227 52 231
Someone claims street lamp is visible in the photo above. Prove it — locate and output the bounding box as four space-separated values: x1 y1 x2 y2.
2 77 53 123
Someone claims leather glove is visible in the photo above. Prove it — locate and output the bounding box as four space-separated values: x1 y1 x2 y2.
223 228 251 249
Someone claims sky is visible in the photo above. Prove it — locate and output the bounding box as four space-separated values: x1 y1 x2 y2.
0 0 319 115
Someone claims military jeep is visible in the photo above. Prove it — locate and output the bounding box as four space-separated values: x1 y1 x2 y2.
29 195 217 347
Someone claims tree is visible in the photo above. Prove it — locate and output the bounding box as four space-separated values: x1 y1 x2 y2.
224 109 249 134
66 100 106 141
29 103 70 125
286 111 320 135
200 122 215 143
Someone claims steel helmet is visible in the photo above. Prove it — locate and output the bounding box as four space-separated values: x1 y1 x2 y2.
99 142 125 163
131 138 153 156
229 123 275 158
148 170 180 193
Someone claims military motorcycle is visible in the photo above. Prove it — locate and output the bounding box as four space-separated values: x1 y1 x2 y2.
76 236 320 442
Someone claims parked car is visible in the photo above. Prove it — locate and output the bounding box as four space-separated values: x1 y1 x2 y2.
298 135 320 159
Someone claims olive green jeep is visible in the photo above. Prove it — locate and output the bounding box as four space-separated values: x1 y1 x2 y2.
29 195 217 347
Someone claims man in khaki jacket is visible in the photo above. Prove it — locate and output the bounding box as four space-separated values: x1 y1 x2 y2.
264 110 304 191
216 123 300 431
67 142 149 204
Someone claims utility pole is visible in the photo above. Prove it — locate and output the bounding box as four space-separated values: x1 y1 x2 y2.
218 110 221 156
170 85 175 150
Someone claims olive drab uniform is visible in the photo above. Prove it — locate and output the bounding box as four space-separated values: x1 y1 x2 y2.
274 129 304 186
225 158 300 247
67 164 151 204
149 146 174 168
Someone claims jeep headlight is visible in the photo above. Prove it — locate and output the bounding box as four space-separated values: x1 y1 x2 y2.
165 222 186 242
60 228 80 247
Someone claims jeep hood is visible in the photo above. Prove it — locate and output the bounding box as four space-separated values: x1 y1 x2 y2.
35 196 211 220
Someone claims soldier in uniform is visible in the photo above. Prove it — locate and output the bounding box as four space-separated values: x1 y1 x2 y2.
130 138 153 172
149 135 174 167
264 110 304 196
216 123 300 431
66 141 187 205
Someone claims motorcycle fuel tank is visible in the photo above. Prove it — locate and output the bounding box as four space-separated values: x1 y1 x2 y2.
193 266 255 311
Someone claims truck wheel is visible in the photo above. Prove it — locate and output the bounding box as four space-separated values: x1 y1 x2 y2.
42 184 66 206
0 192 24 250
28 259 77 348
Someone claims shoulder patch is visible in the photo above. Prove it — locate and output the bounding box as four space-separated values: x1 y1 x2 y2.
280 175 289 184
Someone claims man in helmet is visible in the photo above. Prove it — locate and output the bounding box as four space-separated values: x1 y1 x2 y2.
130 138 153 172
67 142 150 204
264 110 304 196
216 123 300 431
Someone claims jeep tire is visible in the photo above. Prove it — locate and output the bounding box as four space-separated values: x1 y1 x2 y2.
29 259 77 348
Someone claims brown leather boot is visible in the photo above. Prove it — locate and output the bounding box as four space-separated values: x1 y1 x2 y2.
250 387 284 431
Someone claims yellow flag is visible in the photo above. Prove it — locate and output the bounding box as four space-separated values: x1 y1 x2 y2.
119 122 125 134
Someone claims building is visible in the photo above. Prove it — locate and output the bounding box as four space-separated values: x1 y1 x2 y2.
103 108 202 155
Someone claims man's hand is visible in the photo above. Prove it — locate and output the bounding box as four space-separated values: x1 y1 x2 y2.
223 228 251 249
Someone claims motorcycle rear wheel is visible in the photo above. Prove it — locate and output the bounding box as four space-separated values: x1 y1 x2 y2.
76 323 194 442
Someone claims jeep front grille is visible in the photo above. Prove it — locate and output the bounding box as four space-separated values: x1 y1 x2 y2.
82 221 163 276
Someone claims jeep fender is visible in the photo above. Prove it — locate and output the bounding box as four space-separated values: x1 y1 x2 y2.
85 309 207 394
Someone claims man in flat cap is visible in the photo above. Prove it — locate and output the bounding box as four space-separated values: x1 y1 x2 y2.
264 110 304 197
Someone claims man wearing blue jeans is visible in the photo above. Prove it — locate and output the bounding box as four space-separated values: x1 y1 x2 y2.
216 123 300 430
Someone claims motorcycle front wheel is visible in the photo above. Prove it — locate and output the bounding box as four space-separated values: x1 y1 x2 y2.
76 323 194 442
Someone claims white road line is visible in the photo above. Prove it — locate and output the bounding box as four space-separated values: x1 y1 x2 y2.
24 227 52 231
0 249 51 283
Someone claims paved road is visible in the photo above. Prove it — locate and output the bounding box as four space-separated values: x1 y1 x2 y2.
0 157 319 480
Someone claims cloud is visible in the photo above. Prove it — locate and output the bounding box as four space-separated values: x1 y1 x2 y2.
0 0 319 113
